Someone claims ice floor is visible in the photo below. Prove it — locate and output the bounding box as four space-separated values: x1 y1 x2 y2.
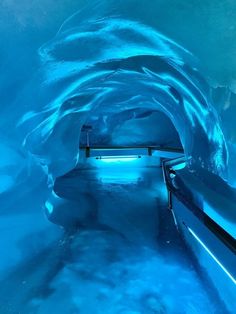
0 163 228 314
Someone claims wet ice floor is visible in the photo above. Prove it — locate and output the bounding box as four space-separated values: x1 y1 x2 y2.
0 163 228 313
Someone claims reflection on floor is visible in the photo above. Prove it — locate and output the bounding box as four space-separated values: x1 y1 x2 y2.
0 164 228 314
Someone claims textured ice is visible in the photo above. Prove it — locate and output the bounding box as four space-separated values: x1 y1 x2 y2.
1 1 235 182
0 1 236 313
0 167 226 313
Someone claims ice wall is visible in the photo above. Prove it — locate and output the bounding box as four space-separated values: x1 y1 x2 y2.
0 0 236 273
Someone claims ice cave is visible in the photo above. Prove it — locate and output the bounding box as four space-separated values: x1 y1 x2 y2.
0 1 236 313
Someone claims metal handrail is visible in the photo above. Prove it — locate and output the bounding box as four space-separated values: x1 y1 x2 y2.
80 145 184 157
162 157 236 252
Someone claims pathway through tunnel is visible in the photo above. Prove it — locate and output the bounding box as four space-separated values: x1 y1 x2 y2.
0 156 227 314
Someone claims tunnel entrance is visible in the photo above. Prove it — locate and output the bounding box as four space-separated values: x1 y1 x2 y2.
78 106 183 150
40 106 227 313
49 104 185 229
45 143 227 313
36 100 231 313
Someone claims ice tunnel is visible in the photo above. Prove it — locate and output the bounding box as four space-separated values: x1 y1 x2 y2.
0 1 236 313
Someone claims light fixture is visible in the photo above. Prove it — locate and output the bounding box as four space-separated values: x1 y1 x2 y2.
172 161 186 171
95 155 141 163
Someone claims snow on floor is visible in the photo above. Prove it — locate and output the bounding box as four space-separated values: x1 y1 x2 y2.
0 165 228 313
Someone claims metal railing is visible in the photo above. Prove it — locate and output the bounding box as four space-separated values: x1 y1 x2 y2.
80 145 184 158
162 157 236 253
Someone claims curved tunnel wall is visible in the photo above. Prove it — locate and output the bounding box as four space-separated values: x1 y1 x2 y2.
0 0 236 297
1 0 236 191
79 105 182 148
17 15 227 184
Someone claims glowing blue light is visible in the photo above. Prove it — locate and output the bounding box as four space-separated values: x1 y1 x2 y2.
95 156 142 182
98 171 141 184
188 227 236 285
45 201 54 214
96 155 141 163
172 162 186 171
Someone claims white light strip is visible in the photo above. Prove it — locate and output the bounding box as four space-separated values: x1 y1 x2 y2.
171 208 179 230
188 227 236 285
172 162 186 171
95 155 140 162
97 155 139 159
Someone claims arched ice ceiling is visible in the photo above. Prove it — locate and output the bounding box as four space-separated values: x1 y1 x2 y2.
0 0 236 187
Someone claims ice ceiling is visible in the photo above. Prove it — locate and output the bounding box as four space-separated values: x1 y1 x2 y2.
1 0 236 192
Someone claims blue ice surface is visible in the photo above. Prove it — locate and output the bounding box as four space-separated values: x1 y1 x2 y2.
0 0 236 313
3 0 235 182
0 161 227 313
